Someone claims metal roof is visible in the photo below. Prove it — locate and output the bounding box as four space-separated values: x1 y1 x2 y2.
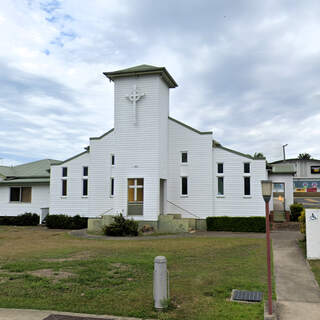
0 159 61 182
103 64 178 88
270 163 296 174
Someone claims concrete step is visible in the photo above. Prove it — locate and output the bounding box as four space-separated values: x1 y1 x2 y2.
165 213 182 219
273 211 286 222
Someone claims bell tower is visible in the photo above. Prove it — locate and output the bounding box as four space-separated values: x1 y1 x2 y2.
103 65 178 220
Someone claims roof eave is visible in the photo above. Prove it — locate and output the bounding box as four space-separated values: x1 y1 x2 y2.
103 68 178 88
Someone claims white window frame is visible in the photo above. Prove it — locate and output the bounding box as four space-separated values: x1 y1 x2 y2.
61 178 67 197
61 166 68 198
180 176 188 197
243 176 251 197
110 177 114 197
243 162 250 175
180 151 188 165
217 162 224 175
217 176 224 197
9 186 32 203
82 178 88 197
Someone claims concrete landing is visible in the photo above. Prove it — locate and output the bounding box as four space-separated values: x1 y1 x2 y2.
272 231 320 319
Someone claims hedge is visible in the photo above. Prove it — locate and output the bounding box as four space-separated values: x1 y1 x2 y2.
46 214 88 229
103 214 138 236
290 203 304 222
0 213 39 226
206 216 266 233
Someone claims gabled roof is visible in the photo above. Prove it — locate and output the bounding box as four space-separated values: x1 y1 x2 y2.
213 143 255 160
51 151 88 166
0 159 61 184
103 64 178 88
90 128 114 140
270 158 320 164
169 117 212 135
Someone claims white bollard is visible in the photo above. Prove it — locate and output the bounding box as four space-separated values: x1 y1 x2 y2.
153 256 169 309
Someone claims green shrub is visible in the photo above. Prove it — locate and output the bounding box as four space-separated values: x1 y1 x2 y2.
206 216 266 233
0 213 39 226
298 209 306 234
46 214 87 229
290 203 304 222
103 214 138 236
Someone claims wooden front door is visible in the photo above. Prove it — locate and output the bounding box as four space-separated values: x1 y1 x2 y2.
128 178 144 216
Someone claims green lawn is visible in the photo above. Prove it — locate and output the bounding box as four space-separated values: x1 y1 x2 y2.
0 226 272 319
299 239 320 288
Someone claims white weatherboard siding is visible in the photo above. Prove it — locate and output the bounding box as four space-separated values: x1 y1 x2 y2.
213 148 267 217
167 119 213 219
88 131 115 217
111 75 169 221
49 152 89 216
0 184 49 216
295 160 320 178
269 173 294 211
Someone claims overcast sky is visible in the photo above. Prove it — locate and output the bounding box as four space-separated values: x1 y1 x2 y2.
1 0 320 166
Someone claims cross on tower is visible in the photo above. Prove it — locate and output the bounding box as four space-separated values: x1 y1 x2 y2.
126 85 145 124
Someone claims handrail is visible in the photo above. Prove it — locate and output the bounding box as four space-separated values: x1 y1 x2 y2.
166 200 201 219
100 208 113 217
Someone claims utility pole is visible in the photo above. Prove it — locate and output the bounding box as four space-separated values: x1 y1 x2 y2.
282 144 288 161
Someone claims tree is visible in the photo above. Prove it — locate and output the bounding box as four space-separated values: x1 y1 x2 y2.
253 152 265 159
298 153 311 160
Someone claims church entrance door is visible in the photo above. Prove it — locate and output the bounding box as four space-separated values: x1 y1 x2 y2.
127 178 144 216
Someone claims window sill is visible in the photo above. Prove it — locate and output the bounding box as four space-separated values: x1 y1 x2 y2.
61 196 67 199
180 195 188 198
243 195 252 198
110 195 114 198
180 163 188 166
216 195 225 198
82 196 88 198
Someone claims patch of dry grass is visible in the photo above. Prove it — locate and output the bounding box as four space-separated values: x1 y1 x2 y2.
0 226 270 320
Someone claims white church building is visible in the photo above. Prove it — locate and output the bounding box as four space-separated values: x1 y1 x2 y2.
47 65 268 224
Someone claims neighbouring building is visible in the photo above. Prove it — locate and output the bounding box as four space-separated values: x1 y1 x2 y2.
0 159 61 222
269 158 320 215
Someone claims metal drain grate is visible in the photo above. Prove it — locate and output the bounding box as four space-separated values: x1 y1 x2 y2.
231 289 263 302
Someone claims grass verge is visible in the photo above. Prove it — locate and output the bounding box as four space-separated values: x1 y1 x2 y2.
0 226 273 320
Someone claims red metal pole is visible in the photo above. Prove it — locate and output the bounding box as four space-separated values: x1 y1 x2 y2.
266 201 272 315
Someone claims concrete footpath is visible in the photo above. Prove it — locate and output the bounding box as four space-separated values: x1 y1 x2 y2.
0 308 152 320
272 231 320 320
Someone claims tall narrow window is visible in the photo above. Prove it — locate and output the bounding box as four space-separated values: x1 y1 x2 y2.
82 166 88 196
244 162 250 173
111 154 115 166
181 176 188 196
217 163 223 174
244 177 251 196
181 152 188 164
110 178 114 196
82 179 88 196
62 167 68 177
218 177 224 195
62 179 67 196
62 167 68 196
